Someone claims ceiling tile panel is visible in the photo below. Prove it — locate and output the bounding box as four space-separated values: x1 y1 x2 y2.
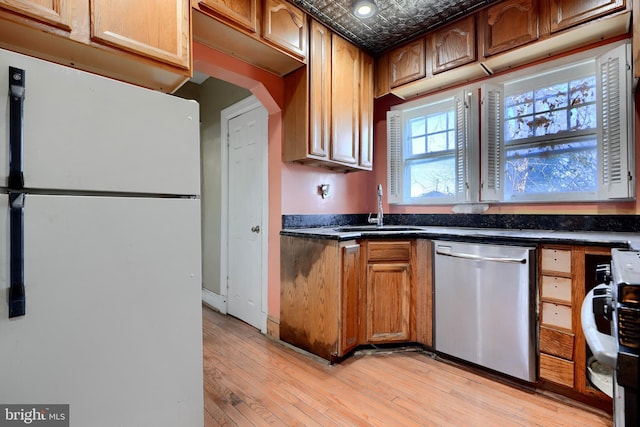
288 0 499 55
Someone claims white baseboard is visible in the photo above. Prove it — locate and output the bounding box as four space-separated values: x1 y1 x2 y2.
202 288 226 314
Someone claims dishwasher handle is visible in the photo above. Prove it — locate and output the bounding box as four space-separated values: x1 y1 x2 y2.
435 246 527 264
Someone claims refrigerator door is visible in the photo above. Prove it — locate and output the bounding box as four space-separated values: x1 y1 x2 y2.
0 194 203 427
0 48 199 196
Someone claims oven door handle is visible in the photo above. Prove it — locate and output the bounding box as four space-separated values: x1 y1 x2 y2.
581 284 617 368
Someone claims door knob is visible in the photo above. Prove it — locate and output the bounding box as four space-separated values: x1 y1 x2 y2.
251 225 261 233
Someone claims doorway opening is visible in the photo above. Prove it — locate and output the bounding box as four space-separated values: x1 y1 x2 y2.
173 76 269 333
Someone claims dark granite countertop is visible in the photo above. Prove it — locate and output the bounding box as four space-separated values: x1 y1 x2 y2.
280 225 640 249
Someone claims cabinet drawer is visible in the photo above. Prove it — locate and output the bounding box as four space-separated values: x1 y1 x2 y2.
541 302 572 330
541 248 572 273
367 241 412 262
540 326 574 360
541 275 572 303
540 353 574 388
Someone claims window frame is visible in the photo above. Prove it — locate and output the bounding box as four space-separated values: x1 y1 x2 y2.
388 87 479 205
481 41 634 203
387 40 635 206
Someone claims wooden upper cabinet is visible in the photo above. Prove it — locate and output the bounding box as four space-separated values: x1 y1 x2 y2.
331 35 360 165
389 37 426 88
0 0 72 30
359 52 374 169
482 0 538 57
0 0 192 91
91 0 190 69
283 20 373 171
635 0 640 79
374 52 390 98
430 15 476 74
198 0 257 32
549 0 626 32
308 19 331 159
263 0 306 59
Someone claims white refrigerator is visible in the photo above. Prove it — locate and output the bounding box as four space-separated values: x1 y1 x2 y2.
0 48 203 426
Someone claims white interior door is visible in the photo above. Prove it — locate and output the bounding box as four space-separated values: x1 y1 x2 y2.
225 97 268 331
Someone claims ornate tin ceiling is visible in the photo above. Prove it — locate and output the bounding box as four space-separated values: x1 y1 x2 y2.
288 0 499 56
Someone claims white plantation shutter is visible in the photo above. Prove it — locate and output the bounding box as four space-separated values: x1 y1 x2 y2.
454 93 468 202
597 43 634 199
481 84 502 201
386 109 403 204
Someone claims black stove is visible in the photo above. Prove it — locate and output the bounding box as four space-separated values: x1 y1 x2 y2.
583 248 640 427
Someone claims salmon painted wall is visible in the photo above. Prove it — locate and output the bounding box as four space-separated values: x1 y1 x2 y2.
193 36 640 322
192 42 374 320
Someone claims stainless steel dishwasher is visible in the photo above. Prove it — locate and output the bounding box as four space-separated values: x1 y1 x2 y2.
434 240 537 382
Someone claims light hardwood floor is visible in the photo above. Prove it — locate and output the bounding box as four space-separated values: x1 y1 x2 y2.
202 306 612 427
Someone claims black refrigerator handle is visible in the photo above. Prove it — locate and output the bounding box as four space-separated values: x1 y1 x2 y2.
8 193 25 318
8 66 26 318
9 66 25 190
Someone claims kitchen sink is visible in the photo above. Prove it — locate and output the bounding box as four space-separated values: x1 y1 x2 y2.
333 226 424 233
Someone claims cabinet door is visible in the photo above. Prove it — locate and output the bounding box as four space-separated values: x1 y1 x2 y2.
198 0 257 32
366 263 411 342
339 243 361 356
635 0 640 79
263 0 306 59
359 51 374 169
550 0 625 32
308 20 331 159
430 15 476 74
331 35 360 165
389 37 426 88
375 52 390 98
482 0 538 57
90 0 190 68
0 0 72 30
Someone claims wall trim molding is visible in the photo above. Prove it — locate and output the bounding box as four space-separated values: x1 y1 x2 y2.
202 288 226 314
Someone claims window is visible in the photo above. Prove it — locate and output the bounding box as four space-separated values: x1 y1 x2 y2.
482 42 634 202
387 89 478 204
388 42 634 205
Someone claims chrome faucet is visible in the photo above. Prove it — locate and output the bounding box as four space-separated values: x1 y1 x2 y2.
368 184 384 227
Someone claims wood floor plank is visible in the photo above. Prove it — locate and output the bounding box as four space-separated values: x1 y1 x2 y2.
202 306 612 426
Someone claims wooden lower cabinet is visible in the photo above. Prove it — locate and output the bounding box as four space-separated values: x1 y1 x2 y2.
280 236 432 362
365 241 413 343
540 353 575 388
538 244 612 409
340 242 361 356
280 236 362 361
366 262 411 342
